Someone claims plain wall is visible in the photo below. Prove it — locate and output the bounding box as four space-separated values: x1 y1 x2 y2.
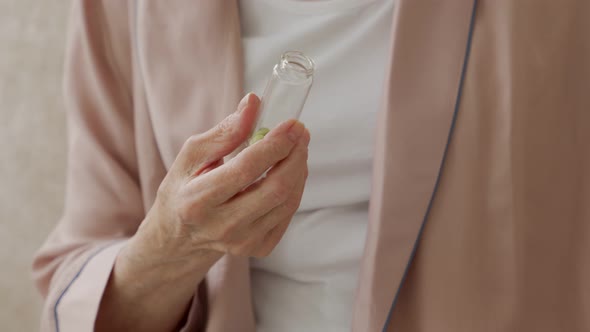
0 0 72 331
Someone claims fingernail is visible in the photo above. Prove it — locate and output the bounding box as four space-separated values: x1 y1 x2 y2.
237 92 253 113
287 121 305 143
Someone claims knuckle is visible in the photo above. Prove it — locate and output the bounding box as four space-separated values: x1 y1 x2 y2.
176 199 196 224
190 190 209 211
217 222 238 244
183 135 202 151
267 180 290 204
233 168 251 188
184 184 206 204
228 214 250 235
265 139 289 159
213 116 240 142
233 156 257 184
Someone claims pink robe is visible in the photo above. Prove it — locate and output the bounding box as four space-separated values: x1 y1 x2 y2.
33 1 590 331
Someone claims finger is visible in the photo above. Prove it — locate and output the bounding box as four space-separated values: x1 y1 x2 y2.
172 93 260 176
194 120 306 204
204 157 308 257
216 128 309 227
244 150 308 242
251 171 307 257
221 168 307 258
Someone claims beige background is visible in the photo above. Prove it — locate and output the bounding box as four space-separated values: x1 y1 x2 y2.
1 0 72 331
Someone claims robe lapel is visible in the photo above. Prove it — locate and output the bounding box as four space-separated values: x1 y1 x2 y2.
352 1 477 331
136 2 255 332
135 0 244 167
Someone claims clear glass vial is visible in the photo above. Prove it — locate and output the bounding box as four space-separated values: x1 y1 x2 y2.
248 51 315 145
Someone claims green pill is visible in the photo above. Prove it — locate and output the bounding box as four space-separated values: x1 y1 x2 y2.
255 127 270 136
249 127 270 145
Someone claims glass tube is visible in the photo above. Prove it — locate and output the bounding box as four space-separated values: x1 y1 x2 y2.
248 51 315 145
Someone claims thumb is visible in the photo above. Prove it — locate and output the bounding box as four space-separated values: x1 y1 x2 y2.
176 93 260 175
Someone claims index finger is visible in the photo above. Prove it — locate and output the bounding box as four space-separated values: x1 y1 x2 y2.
192 120 306 204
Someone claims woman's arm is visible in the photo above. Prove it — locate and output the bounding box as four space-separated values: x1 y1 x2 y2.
33 2 310 332
96 94 310 331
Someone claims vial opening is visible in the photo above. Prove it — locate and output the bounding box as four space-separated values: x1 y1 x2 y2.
279 51 314 80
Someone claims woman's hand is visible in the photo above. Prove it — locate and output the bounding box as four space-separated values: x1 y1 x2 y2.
138 93 310 263
96 93 309 332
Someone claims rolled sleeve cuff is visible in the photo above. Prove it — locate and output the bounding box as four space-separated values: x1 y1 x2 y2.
54 240 127 332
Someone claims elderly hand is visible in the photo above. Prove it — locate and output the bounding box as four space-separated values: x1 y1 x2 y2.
135 93 310 264
96 93 309 332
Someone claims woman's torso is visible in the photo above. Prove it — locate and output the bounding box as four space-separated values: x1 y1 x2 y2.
239 0 395 331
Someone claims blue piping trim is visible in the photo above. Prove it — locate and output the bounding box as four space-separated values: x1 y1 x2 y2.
381 1 479 331
53 244 113 332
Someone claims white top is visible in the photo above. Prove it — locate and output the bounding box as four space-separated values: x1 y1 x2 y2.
239 1 395 331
